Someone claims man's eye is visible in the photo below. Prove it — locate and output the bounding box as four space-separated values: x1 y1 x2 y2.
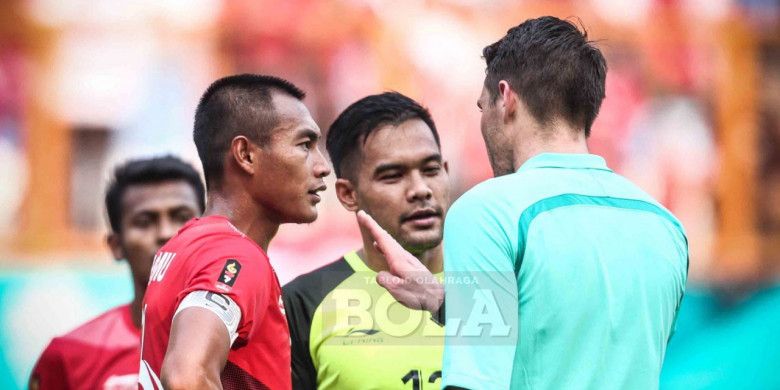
132 217 152 228
380 173 402 181
423 166 441 175
299 142 311 151
173 211 194 224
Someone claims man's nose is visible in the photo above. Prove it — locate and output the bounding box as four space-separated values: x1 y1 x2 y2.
157 218 176 246
314 146 332 179
407 172 433 202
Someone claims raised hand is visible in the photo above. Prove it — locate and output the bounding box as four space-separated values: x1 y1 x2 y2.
356 210 443 313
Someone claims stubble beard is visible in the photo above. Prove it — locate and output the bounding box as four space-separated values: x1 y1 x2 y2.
485 137 515 177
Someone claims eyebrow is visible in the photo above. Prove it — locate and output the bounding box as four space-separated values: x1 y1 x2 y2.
296 128 320 141
131 205 196 217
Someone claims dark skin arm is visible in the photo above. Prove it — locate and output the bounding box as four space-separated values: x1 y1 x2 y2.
161 307 231 390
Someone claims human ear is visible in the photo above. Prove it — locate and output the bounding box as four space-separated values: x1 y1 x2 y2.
335 178 359 212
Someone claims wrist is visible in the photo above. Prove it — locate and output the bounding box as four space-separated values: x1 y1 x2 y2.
425 284 444 314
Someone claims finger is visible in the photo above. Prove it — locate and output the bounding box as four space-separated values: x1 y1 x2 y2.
357 211 421 275
373 241 385 256
376 271 404 289
357 210 406 256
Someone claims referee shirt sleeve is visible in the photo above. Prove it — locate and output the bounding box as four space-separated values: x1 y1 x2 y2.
441 189 519 390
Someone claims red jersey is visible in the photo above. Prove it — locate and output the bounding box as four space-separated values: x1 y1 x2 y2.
139 215 290 390
30 304 140 390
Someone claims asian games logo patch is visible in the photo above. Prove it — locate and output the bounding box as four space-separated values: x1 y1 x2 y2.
216 259 241 291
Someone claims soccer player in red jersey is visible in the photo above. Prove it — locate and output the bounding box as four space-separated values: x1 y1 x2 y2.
29 156 205 390
138 74 330 390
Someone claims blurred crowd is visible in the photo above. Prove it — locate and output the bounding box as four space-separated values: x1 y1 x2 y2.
0 0 779 388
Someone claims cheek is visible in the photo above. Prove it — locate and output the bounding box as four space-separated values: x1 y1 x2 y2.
281 154 312 189
363 187 405 219
122 229 158 256
431 180 451 204
480 113 488 134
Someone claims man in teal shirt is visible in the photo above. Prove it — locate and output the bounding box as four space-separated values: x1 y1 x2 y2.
357 16 688 389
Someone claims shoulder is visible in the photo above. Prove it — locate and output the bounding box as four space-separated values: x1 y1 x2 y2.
182 228 269 278
40 304 136 364
450 172 550 217
446 176 529 235
37 335 67 364
173 217 267 259
60 305 137 347
61 305 128 339
600 172 687 235
283 258 353 304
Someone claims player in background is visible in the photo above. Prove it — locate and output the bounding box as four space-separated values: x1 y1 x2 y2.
283 92 451 389
138 74 330 390
358 16 688 389
29 156 204 390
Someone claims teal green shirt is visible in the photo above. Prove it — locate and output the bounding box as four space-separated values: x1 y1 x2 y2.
441 153 688 390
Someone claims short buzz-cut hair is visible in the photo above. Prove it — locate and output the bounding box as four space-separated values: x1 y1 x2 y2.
105 155 205 233
326 92 440 180
483 16 607 136
193 74 306 189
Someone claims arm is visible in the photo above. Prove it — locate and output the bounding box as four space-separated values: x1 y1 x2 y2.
161 291 241 390
439 194 518 390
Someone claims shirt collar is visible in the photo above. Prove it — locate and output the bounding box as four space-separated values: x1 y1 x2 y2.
517 153 612 172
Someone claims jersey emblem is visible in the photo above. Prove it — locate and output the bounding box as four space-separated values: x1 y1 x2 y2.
217 259 241 288
346 328 380 336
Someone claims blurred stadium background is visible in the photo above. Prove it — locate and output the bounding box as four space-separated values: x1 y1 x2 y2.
0 0 779 388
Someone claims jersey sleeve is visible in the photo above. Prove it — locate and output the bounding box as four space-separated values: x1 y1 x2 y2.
179 235 270 346
30 339 70 390
282 285 318 390
441 190 519 390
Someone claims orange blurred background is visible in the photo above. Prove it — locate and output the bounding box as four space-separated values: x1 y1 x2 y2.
0 0 778 388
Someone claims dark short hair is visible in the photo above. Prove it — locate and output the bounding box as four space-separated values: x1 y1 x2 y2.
105 155 205 233
193 74 306 189
326 92 440 179
483 16 607 136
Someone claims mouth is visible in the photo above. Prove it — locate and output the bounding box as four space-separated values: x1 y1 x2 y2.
401 208 442 228
307 184 327 203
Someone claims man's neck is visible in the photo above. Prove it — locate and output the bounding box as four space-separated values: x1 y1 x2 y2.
358 235 443 274
131 282 144 329
512 122 590 171
203 191 280 252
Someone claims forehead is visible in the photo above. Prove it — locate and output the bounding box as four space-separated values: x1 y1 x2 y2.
120 181 200 216
270 92 320 137
360 119 440 165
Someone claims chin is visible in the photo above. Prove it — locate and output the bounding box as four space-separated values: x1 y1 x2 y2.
402 235 442 253
293 209 319 224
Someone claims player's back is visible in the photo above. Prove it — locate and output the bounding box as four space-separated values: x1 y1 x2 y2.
515 175 686 388
442 153 688 389
30 304 140 390
139 215 290 390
